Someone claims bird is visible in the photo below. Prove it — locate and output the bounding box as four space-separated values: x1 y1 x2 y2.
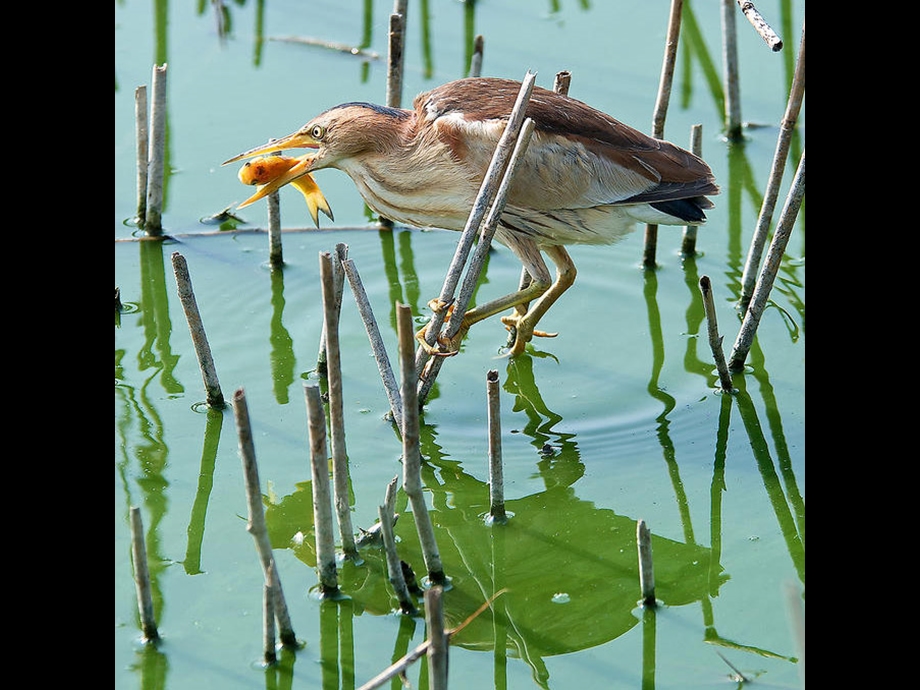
223 76 719 356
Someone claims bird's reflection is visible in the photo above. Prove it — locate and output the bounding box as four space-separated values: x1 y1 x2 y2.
264 357 718 685
503 354 583 489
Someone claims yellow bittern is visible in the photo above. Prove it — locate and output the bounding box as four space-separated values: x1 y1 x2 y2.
224 77 719 356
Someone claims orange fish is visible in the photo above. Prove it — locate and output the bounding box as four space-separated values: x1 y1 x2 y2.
237 154 333 227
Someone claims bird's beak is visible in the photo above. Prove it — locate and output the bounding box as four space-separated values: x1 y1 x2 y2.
224 130 324 211
222 129 320 166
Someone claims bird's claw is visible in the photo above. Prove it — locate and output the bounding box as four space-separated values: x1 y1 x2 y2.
427 297 454 314
415 325 462 357
415 298 468 357
500 313 557 355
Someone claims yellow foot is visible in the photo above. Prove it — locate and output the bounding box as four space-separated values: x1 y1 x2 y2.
414 298 462 357
415 326 461 357
500 313 558 356
427 297 453 314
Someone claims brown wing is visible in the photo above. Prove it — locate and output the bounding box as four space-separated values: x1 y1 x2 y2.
416 77 718 210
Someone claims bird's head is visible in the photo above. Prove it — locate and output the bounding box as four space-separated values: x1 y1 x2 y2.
223 103 413 204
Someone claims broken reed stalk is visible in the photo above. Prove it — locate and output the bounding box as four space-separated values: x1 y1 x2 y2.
699 276 734 392
377 0 407 248
341 257 403 427
378 502 417 615
651 0 681 140
134 85 148 224
397 303 446 585
468 34 484 77
129 506 160 642
425 587 449 690
416 115 537 404
643 0 685 266
171 252 225 408
637 519 656 606
384 474 399 519
268 191 283 267
386 1 407 108
233 388 297 646
721 0 743 141
728 149 805 371
413 72 536 382
736 0 783 51
318 244 349 375
486 370 507 523
263 570 277 665
380 3 407 231
145 63 167 236
319 251 358 559
681 124 703 255
739 23 805 308
304 383 341 595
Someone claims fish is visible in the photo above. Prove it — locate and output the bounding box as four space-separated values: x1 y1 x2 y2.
236 154 333 228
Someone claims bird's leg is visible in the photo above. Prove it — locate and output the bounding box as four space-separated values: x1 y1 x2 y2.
450 278 551 349
500 246 576 355
506 266 535 348
435 237 569 355
417 278 551 356
415 241 573 357
494 236 552 348
415 235 551 356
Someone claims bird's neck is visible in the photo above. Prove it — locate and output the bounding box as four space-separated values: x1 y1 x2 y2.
336 126 479 230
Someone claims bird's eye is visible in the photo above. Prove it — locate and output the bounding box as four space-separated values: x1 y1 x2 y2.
311 125 325 140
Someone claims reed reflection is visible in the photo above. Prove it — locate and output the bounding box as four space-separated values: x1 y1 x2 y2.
139 241 182 396
263 645 297 690
643 266 699 545
677 210 804 665
319 599 342 690
378 229 419 333
269 267 297 405
133 641 169 690
131 241 183 627
735 357 805 583
183 407 224 575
